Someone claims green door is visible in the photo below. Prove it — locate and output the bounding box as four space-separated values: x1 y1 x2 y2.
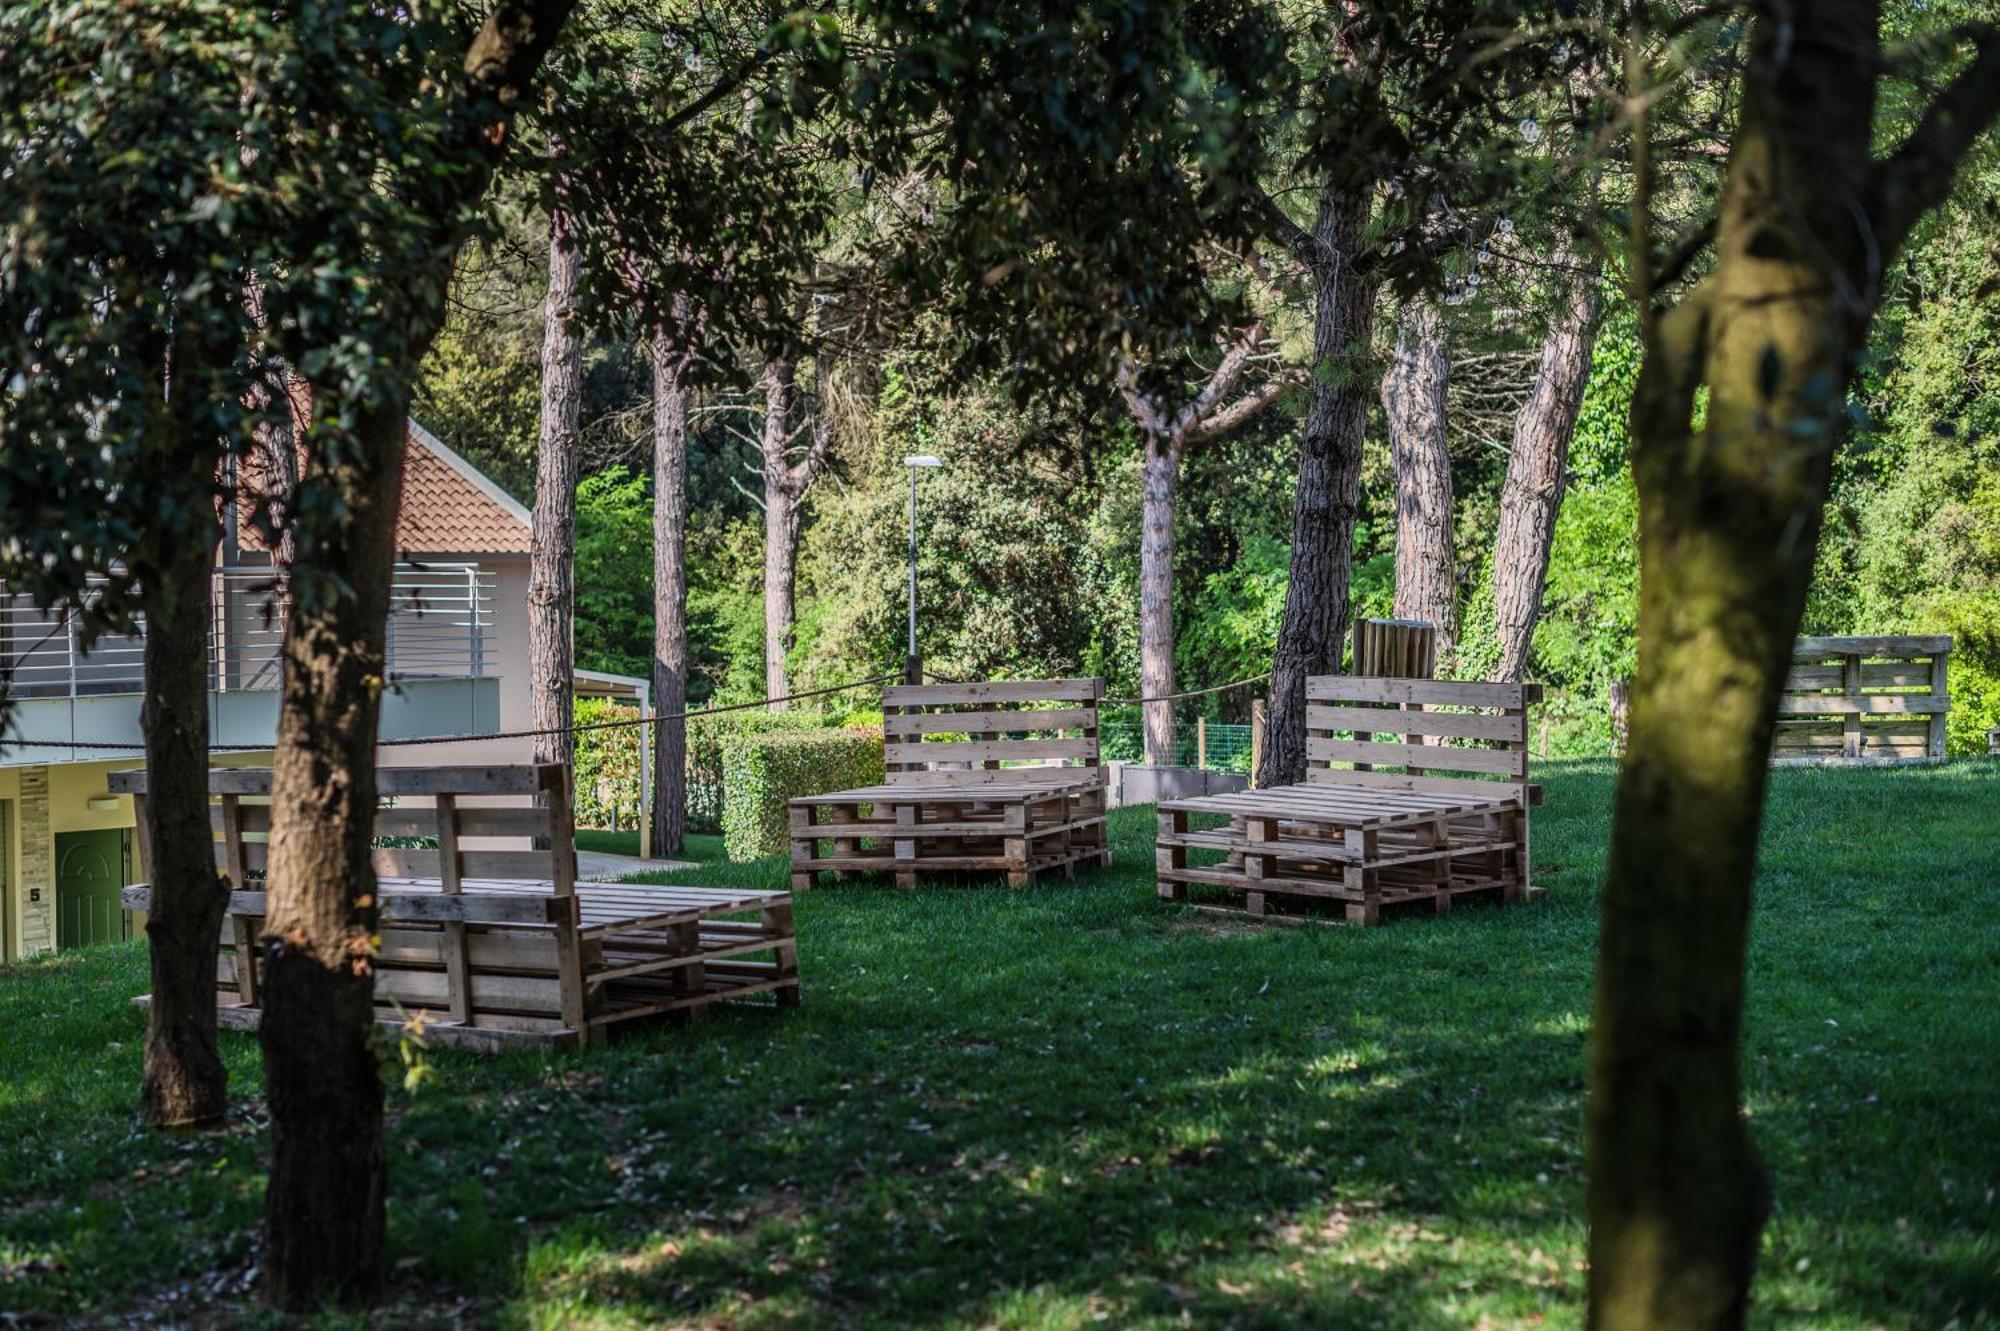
56 828 131 950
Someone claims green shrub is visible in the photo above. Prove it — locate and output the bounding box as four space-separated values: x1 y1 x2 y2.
718 727 883 862
685 709 837 832
573 696 644 830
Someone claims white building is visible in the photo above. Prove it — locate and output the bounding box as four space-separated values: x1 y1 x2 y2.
0 423 555 959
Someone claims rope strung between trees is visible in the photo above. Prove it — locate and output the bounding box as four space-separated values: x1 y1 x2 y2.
1102 672 1271 707
0 668 1271 755
0 673 900 753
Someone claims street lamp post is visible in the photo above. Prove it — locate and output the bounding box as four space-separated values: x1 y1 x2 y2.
903 455 942 684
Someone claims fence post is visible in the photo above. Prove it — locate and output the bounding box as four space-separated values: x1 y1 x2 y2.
1196 716 1208 771
1249 699 1265 789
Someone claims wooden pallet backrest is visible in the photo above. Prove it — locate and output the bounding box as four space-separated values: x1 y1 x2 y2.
880 678 1104 788
1304 675 1541 804
1776 634 1950 762
109 764 577 893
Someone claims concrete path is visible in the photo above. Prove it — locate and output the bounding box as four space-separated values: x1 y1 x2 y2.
577 849 699 882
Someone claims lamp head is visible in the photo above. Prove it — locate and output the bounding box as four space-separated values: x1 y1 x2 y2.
903 455 943 468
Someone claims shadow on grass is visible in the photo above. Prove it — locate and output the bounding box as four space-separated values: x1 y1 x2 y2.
2 761 1997 1327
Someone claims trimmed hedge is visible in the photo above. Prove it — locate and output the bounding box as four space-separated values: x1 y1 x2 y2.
719 727 884 862
686 709 833 832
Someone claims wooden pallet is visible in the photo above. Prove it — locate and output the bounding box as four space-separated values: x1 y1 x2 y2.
1776 635 1951 765
113 765 800 1051
789 678 1112 888
1155 676 1541 924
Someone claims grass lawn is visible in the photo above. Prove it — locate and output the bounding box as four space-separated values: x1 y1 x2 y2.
3 760 1997 1328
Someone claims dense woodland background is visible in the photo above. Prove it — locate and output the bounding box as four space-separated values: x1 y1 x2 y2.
418 146 2000 757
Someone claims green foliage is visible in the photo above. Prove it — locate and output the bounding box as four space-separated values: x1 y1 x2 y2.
717 726 882 862
573 697 646 831
1177 534 1290 691
574 469 655 680
686 708 843 832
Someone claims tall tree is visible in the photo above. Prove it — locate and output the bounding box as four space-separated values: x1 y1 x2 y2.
530 207 584 770
753 354 834 706
1249 3 1590 785
1117 322 1289 764
0 0 299 1133
250 0 579 1305
650 309 699 854
1382 297 1456 651
1589 7 2000 1327
1491 234 1602 682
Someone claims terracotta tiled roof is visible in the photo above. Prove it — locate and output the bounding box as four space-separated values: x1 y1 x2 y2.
397 423 532 555
234 422 530 557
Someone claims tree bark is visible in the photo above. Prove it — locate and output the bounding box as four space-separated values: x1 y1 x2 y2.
1136 436 1178 763
650 322 693 855
258 397 407 1310
1382 297 1455 653
1588 6 2000 1327
138 340 230 1131
760 356 799 708
1491 238 1601 683
255 0 580 1307
530 209 583 768
1258 184 1376 787
1118 327 1282 767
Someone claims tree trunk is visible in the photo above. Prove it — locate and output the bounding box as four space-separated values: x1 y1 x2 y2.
258 397 408 1310
530 210 583 768
1382 298 1455 652
760 356 799 710
1258 184 1376 787
1491 239 1601 682
650 325 692 855
1586 4 2000 1324
138 365 229 1130
253 0 580 1308
1137 435 1178 765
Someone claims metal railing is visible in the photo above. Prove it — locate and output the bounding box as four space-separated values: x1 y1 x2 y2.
0 563 492 700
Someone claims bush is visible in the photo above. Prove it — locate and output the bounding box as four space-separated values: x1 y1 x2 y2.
685 709 839 832
573 697 644 830
718 727 883 862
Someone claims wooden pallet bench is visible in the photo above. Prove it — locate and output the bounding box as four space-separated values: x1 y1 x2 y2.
790 678 1112 888
1777 634 1951 765
113 764 799 1052
1156 676 1541 924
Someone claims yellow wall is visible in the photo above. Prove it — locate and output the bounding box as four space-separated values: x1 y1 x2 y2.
1 754 281 961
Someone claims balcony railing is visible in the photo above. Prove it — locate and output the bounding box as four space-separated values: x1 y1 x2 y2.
0 563 493 701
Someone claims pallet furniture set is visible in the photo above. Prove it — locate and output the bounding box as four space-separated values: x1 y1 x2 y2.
1776 635 1951 765
789 678 1111 888
1157 675 1542 924
113 764 799 1052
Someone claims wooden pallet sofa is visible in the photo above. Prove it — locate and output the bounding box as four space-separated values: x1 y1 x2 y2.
1776 634 1951 765
1156 675 1542 924
113 764 799 1051
789 677 1112 888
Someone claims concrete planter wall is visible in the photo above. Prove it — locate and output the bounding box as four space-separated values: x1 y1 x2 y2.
1105 762 1249 809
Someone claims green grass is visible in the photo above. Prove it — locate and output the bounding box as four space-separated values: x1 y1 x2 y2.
3 761 1997 1327
575 827 728 864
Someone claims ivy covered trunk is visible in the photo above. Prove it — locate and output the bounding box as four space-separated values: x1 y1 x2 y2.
1382 298 1455 653
1491 240 1599 684
258 398 407 1308
1137 435 1179 765
530 210 583 770
138 449 229 1130
1260 183 1375 787
1588 4 2000 1325
650 326 692 855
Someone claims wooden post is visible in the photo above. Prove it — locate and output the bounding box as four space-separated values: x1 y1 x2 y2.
1249 699 1265 789
1196 716 1208 771
1842 650 1864 760
1929 649 1949 759
435 793 471 1025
